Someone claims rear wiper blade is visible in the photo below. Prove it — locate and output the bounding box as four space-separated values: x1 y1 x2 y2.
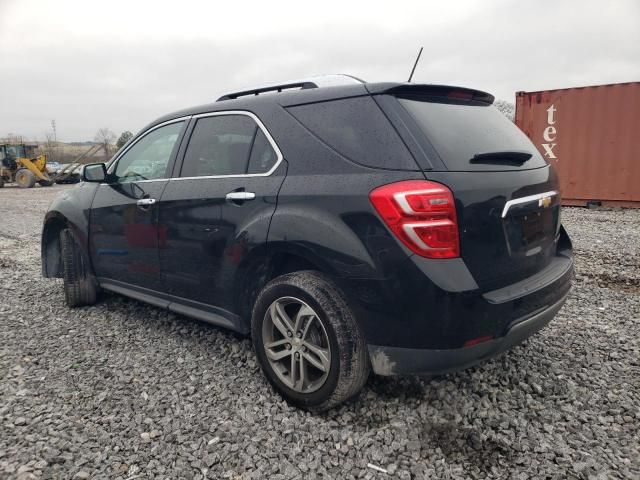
470 150 533 165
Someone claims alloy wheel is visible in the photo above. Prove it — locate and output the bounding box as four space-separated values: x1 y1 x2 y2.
262 296 331 393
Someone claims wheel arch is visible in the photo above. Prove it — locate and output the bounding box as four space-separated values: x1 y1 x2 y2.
41 212 69 278
42 211 91 278
232 243 337 332
41 182 99 278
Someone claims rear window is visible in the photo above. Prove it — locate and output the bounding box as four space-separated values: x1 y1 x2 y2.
287 96 418 170
398 96 547 171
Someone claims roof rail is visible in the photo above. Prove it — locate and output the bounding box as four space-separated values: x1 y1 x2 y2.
217 81 317 101
216 74 365 102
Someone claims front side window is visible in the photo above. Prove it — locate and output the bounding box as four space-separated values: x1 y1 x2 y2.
181 114 278 177
114 122 184 182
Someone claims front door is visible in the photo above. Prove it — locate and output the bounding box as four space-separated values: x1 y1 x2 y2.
159 112 285 311
90 120 186 292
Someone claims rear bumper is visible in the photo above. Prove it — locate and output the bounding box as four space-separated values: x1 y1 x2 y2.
367 289 569 376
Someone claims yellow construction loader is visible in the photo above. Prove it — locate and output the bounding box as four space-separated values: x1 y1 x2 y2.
0 144 54 188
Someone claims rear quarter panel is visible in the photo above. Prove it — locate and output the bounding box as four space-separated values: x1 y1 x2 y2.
265 103 423 280
265 107 429 342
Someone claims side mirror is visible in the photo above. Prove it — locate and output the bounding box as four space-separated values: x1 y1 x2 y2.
82 163 107 183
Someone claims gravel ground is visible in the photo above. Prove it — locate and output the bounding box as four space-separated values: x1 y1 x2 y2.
1 185 638 479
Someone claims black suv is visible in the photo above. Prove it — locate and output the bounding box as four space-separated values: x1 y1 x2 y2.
42 75 573 411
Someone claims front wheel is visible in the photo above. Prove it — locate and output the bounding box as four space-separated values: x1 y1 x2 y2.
252 271 369 412
15 169 36 188
60 228 99 307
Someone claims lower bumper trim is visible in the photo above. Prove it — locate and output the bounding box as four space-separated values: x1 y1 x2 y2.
368 291 569 376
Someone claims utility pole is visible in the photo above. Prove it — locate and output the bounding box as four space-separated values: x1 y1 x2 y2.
50 119 58 162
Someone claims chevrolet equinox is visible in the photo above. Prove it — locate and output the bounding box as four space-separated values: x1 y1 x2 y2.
41 75 573 411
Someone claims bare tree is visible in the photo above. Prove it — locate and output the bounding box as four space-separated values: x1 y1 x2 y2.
42 132 58 161
1 133 24 144
94 128 116 159
494 99 515 122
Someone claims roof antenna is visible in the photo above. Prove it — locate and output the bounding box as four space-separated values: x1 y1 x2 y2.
407 46 423 83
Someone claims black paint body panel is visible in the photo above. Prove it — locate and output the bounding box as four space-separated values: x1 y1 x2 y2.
158 164 287 310
90 181 168 291
41 80 573 373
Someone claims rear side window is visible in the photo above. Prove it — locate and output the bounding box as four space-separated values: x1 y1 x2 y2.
248 129 278 174
287 96 418 170
181 115 256 177
398 96 548 171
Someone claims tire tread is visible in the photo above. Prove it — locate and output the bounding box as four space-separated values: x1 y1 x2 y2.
252 270 369 412
60 228 98 307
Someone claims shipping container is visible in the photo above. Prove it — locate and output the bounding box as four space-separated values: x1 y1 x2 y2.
515 82 640 207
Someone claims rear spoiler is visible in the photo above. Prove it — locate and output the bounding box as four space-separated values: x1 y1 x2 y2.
365 83 495 105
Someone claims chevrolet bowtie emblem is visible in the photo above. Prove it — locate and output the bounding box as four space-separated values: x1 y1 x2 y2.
539 196 552 208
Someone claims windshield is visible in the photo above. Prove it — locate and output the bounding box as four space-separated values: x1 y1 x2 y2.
5 145 26 159
398 96 548 171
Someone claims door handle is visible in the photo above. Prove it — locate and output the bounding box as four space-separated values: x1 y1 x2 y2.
137 198 157 207
225 191 256 202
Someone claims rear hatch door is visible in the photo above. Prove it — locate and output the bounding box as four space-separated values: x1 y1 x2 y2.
374 86 561 291
426 168 561 291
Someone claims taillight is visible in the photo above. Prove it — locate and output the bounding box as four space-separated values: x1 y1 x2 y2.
369 180 460 259
447 89 474 101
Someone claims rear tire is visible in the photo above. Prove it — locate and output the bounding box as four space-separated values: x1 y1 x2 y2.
60 228 98 307
252 271 369 412
15 169 36 188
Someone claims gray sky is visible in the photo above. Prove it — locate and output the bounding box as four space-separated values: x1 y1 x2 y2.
1 0 638 142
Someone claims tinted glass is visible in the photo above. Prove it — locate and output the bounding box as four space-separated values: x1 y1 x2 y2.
398 97 547 171
247 129 278 174
114 122 183 182
181 115 257 177
288 96 417 170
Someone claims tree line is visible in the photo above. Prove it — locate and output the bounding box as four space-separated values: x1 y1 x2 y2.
1 128 134 164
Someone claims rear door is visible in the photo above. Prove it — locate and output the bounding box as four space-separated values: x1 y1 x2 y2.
159 111 285 311
89 120 186 291
378 90 561 291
